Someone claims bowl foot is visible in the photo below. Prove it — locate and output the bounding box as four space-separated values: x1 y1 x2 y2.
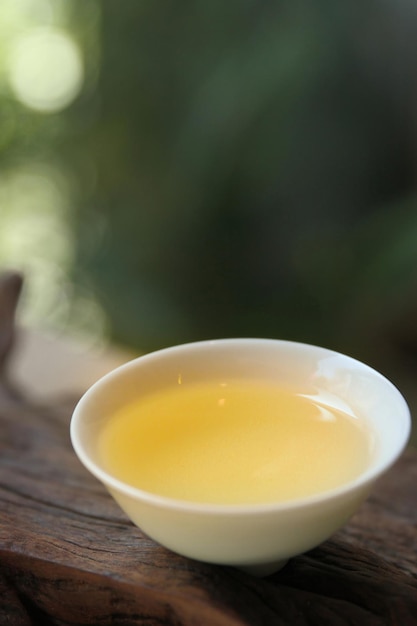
236 558 289 577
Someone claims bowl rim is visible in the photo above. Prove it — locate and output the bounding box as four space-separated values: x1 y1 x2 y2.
70 337 411 515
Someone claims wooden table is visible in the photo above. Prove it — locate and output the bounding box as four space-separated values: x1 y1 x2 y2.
1 272 417 625
1 385 416 625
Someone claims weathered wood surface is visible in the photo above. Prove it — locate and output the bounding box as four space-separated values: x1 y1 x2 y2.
1 272 417 625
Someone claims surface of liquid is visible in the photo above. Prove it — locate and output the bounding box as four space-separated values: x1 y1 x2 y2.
98 379 373 505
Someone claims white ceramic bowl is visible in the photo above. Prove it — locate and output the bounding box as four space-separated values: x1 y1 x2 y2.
70 339 411 576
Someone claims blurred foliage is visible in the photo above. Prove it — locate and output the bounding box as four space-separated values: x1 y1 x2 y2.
71 1 417 362
2 0 417 380
0 0 104 342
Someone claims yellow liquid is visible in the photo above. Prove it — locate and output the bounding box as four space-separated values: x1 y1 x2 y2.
98 380 373 505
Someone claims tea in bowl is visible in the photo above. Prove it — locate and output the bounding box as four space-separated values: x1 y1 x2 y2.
70 339 410 576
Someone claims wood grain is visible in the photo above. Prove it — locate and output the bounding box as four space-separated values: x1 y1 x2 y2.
0 272 416 625
1 389 416 625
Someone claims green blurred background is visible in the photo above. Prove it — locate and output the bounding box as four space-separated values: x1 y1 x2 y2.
0 1 416 438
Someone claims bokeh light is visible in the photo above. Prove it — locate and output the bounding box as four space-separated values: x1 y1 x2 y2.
0 163 107 345
8 27 84 113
